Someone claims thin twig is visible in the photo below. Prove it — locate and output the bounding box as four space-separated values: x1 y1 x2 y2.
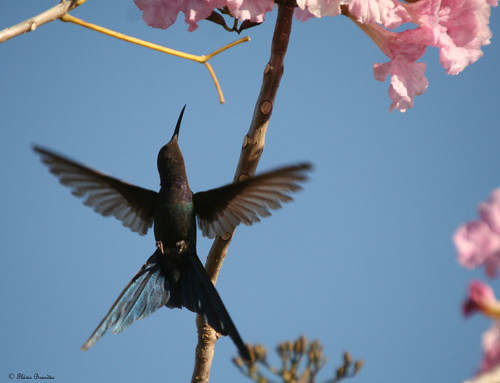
190 1 296 382
0 0 86 43
204 62 226 104
60 13 249 104
1 5 248 104
60 14 203 61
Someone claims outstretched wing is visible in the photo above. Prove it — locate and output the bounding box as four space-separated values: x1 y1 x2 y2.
33 145 158 235
81 252 169 351
193 163 312 238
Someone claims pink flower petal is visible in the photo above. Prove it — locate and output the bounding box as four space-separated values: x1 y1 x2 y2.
374 59 428 112
480 322 500 374
295 7 316 22
480 190 500 235
348 0 410 29
454 221 500 272
226 0 274 23
183 0 226 32
362 25 429 112
405 0 496 75
296 0 347 18
463 280 497 316
134 0 183 29
135 0 226 31
484 252 500 278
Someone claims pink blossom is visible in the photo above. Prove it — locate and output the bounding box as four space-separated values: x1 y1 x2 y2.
134 0 497 111
485 254 500 279
134 0 181 30
454 221 500 273
296 0 347 18
134 0 274 31
480 190 500 235
295 7 316 22
348 0 410 29
454 189 500 277
373 56 428 112
480 322 500 374
463 280 497 316
297 0 412 28
134 0 226 31
226 0 275 23
404 0 495 75
294 0 496 111
463 282 500 374
356 23 429 111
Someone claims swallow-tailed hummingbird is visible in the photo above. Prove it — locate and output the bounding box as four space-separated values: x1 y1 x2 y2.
33 106 312 360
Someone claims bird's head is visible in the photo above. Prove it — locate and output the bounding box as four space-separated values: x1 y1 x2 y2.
157 105 187 182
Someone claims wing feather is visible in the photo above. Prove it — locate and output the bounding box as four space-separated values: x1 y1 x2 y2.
33 145 158 235
194 163 312 238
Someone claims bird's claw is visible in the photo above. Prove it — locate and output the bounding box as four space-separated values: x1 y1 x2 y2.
156 241 164 254
176 240 187 254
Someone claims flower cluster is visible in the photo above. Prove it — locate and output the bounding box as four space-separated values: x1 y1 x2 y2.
456 190 500 375
134 0 496 112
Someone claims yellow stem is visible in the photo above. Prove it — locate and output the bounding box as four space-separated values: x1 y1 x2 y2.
60 14 203 62
205 36 250 60
60 14 250 103
204 62 225 104
482 301 500 319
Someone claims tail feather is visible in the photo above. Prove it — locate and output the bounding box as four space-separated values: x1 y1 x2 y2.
81 249 250 360
173 254 250 361
81 254 169 351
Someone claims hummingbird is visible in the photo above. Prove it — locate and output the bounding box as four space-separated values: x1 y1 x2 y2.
33 106 312 360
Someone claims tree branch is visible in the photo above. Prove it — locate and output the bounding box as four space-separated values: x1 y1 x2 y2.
0 0 86 44
190 1 296 382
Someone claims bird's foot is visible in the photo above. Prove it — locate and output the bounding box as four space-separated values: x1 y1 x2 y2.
176 240 187 254
156 241 164 254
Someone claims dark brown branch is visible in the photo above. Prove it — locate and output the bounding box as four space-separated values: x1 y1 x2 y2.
0 0 85 44
191 1 296 382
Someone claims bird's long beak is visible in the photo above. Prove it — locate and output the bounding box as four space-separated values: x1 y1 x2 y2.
170 105 186 142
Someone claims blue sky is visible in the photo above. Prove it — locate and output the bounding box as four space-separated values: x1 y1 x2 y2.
1 1 499 382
